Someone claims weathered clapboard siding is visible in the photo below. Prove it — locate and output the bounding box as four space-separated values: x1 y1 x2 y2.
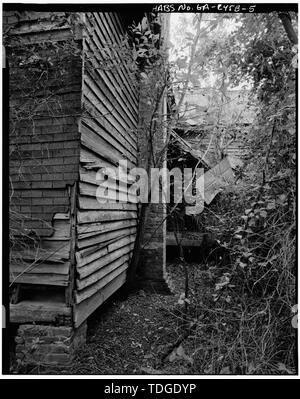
77 225 137 249
7 10 140 328
74 270 127 328
92 13 138 106
78 197 137 211
79 167 131 192
77 239 135 282
83 14 138 128
83 40 138 131
75 235 135 268
80 150 137 183
80 121 136 168
78 33 138 326
75 259 129 303
77 209 138 224
73 12 139 324
82 109 137 157
79 182 138 204
6 9 82 307
9 215 72 287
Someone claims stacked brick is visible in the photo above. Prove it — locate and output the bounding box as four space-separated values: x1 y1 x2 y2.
15 323 87 366
136 82 171 293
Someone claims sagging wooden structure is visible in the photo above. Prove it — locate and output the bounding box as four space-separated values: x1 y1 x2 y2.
6 10 168 365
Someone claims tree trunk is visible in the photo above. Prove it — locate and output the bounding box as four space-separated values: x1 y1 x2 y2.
278 12 298 45
126 202 149 288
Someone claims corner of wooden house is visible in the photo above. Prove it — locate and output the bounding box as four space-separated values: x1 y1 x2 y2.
6 10 171 367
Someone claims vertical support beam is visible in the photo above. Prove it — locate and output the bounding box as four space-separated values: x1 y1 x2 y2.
65 183 77 307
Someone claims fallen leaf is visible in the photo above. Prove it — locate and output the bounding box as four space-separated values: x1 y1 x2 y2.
176 345 185 357
168 351 177 362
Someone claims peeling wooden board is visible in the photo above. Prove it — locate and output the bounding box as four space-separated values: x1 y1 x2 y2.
76 245 109 268
80 147 137 183
10 261 70 275
77 209 137 224
107 234 136 252
77 219 137 238
9 21 70 35
9 272 69 286
75 233 135 267
77 242 134 278
9 28 75 44
11 247 68 264
80 146 115 168
79 182 138 204
77 226 136 249
80 122 123 166
74 271 127 327
52 219 70 239
78 196 137 211
53 212 70 220
10 301 71 323
76 258 128 294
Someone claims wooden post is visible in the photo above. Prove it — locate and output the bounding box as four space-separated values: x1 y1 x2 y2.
65 183 77 306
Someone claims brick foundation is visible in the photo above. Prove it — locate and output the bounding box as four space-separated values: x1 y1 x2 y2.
15 323 87 367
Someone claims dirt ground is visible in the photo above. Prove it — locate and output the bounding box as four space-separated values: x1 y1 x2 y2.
65 261 214 375
15 260 294 375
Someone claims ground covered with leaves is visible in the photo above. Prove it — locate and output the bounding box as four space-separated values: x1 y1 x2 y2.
58 261 213 375
61 259 296 375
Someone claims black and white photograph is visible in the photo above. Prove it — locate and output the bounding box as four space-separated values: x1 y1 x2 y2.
1 1 298 379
